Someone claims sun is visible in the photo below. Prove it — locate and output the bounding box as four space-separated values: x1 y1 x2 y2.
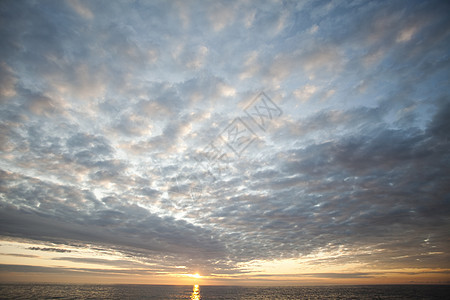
183 273 202 279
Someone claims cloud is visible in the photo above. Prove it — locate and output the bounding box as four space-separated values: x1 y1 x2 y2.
51 257 146 268
0 0 449 282
66 0 94 20
0 264 161 276
0 62 17 100
0 253 39 258
28 247 72 253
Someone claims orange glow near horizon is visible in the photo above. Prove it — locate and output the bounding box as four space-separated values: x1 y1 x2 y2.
0 240 449 285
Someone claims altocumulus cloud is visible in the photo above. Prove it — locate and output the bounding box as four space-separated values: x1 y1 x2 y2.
0 0 449 280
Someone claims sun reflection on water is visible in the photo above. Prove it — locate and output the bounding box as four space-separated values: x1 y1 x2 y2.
190 284 201 300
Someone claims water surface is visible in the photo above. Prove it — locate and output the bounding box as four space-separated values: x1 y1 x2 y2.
1 284 449 299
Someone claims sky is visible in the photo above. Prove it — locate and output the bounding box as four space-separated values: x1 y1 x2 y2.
0 0 449 286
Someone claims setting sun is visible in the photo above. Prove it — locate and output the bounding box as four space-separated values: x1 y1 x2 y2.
182 273 202 279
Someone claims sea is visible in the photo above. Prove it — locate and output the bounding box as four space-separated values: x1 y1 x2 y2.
0 284 449 299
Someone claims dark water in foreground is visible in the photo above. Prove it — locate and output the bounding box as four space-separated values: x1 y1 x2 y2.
1 284 449 299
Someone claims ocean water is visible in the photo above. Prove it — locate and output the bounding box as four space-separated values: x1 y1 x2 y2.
0 284 449 299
